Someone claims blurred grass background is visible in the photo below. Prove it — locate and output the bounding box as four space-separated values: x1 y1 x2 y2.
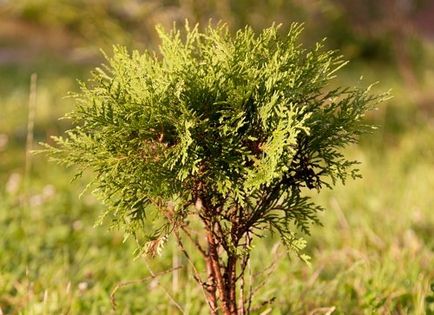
0 0 433 314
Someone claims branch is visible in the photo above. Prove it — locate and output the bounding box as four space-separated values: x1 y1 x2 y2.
181 225 207 257
247 243 283 312
237 234 252 315
175 229 219 314
215 220 231 252
235 233 252 283
173 231 212 306
110 265 183 311
238 182 282 238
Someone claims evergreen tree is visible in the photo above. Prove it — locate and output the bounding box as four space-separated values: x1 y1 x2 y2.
44 23 387 314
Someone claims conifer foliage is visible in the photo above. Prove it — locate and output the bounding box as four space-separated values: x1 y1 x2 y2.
46 23 385 314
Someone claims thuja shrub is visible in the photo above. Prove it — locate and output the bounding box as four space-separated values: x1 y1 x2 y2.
46 23 386 314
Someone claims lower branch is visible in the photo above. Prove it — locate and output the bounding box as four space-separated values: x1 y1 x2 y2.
110 266 183 311
173 231 214 312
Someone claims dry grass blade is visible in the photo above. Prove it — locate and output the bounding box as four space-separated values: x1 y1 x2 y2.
25 73 37 182
308 306 336 315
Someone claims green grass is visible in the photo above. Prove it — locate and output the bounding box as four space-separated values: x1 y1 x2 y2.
1 52 434 314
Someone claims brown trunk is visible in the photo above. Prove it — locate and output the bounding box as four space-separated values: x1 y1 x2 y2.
207 228 234 315
205 255 218 314
225 254 238 314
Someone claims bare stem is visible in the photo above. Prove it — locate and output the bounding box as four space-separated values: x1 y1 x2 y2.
174 231 215 313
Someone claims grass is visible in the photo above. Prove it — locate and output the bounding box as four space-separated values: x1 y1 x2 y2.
1 48 434 314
